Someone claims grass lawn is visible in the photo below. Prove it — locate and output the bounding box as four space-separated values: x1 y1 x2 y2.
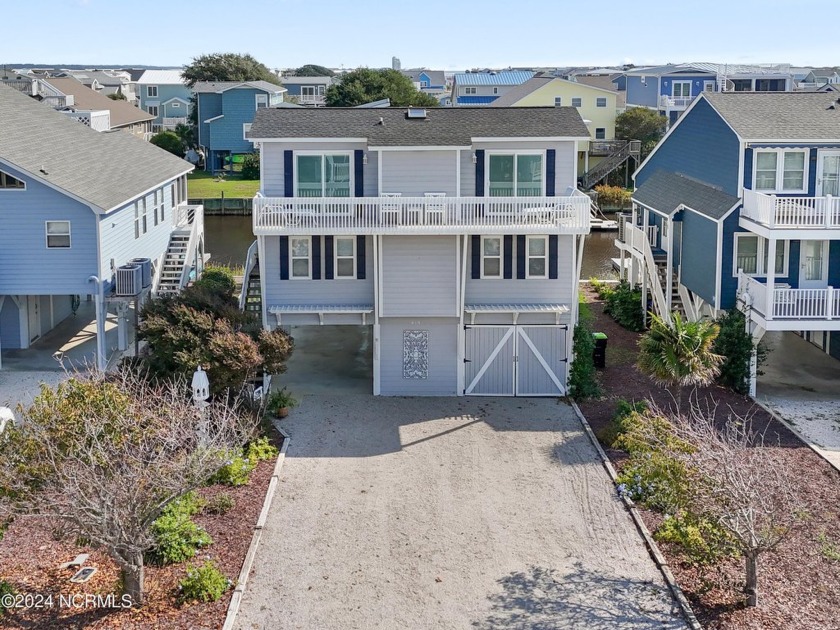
187 171 260 199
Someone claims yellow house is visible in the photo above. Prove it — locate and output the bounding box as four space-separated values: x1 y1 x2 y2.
492 75 623 177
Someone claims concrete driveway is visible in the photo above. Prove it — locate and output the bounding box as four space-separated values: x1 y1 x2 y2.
235 395 685 629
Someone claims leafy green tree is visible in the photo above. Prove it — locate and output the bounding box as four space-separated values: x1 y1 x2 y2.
712 310 768 394
325 68 439 107
569 301 601 400
108 92 126 101
150 130 185 157
241 152 260 180
292 64 334 77
615 107 668 158
174 122 196 150
182 53 278 87
637 313 724 410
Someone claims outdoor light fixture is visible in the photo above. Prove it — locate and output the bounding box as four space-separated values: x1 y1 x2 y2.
362 153 368 165
472 152 477 164
192 365 209 406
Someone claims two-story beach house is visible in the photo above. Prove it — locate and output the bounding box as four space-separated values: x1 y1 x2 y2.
615 91 840 391
280 75 334 107
450 71 534 106
0 84 204 368
246 106 592 396
136 70 193 133
195 80 287 172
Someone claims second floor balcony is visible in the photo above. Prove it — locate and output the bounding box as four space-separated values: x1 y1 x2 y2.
252 193 591 236
742 189 840 232
659 94 698 111
161 117 188 129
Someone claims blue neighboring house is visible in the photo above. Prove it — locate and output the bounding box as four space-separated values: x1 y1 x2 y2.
0 83 204 368
279 75 334 106
194 80 287 172
450 70 534 106
400 69 446 92
136 69 193 132
616 92 840 387
620 63 793 125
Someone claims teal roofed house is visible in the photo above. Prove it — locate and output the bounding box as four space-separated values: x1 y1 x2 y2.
617 91 840 392
450 71 534 106
195 80 287 172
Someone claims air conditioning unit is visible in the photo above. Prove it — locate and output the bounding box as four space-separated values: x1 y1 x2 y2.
129 257 152 288
115 264 142 296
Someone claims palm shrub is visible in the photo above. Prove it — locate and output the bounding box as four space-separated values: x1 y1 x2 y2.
637 313 724 409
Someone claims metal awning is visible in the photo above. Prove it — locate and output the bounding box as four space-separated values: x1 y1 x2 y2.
464 303 570 324
269 304 374 326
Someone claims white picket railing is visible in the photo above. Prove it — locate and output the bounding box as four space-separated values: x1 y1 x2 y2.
740 273 840 320
252 194 592 235
659 94 697 109
618 222 669 323
742 189 840 229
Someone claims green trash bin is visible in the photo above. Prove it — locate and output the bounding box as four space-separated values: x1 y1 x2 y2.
592 332 608 369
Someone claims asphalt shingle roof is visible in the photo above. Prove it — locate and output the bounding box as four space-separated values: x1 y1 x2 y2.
42 77 154 127
702 92 840 140
248 106 591 145
0 84 193 212
192 80 285 93
633 170 740 220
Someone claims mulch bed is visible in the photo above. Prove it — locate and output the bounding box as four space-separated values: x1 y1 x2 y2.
0 432 283 629
577 285 840 629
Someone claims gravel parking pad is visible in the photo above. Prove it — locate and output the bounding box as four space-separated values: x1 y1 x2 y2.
235 395 686 629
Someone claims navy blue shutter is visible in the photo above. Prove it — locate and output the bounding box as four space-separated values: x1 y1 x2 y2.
312 236 321 280
503 235 513 279
279 236 289 280
356 235 366 279
516 235 526 279
471 235 481 279
546 149 556 196
284 151 293 197
548 235 558 279
354 150 364 197
324 236 334 279
474 149 485 196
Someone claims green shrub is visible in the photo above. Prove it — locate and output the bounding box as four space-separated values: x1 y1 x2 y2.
655 512 736 565
148 493 212 565
241 152 260 180
569 301 601 400
245 436 278 465
589 278 614 300
603 281 645 331
208 451 253 486
712 310 768 394
203 493 234 515
594 184 632 207
596 399 648 447
0 580 14 615
265 388 298 417
194 265 236 297
178 561 230 604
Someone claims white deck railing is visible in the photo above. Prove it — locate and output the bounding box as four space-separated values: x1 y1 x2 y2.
175 203 204 290
616 220 669 322
659 94 697 110
162 117 188 128
739 273 840 320
252 194 592 235
742 189 840 229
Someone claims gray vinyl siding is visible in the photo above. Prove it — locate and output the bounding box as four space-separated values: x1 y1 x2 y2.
98 182 179 284
460 150 475 195
380 236 458 317
473 141 578 194
465 234 576 306
379 150 458 196
260 141 367 197
0 297 21 349
261 235 374 307
379 317 458 396
364 152 379 196
0 164 98 295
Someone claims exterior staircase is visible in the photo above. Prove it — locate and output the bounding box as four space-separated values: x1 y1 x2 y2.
581 140 642 189
655 262 685 318
239 240 262 313
153 203 205 298
157 231 191 297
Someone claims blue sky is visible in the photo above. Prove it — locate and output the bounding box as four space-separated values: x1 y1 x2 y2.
2 0 836 70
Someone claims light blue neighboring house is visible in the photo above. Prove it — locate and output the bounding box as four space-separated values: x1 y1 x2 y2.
279 75 333 106
0 84 204 367
194 80 287 172
450 71 534 106
616 92 840 389
400 69 447 92
136 69 193 132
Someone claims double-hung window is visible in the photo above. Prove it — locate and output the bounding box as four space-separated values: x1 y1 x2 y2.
526 236 548 278
464 87 477 95
147 105 159 117
335 236 356 278
571 97 582 107
596 97 607 107
290 237 311 279
488 153 543 197
595 128 606 140
45 221 71 248
554 97 562 106
481 236 502 278
147 85 158 98
296 153 351 197
733 234 788 276
754 150 807 192
153 190 160 226
255 94 268 109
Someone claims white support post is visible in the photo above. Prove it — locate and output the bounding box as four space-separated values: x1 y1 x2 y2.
766 237 776 320
456 234 469 396
825 195 833 229
827 286 834 320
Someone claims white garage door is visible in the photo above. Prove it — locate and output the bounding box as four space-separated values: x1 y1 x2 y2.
464 325 567 396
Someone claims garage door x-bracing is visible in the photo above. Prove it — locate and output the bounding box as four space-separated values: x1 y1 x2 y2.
463 325 567 396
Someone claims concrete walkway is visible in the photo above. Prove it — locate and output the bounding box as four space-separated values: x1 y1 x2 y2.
235 395 686 630
757 332 840 471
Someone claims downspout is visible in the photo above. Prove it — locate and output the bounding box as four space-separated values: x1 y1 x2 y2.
87 275 107 371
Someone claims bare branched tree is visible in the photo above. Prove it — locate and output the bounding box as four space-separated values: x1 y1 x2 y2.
641 401 803 607
0 368 257 606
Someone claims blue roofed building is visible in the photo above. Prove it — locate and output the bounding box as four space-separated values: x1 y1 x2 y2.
136 69 193 133
194 80 287 172
450 71 534 106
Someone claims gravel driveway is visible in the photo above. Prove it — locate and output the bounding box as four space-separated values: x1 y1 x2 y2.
235 395 686 629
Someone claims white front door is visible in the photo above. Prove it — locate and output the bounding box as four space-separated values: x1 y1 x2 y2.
817 150 840 197
799 240 829 289
27 296 41 343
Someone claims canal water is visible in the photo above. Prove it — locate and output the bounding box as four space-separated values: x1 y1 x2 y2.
205 215 619 280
